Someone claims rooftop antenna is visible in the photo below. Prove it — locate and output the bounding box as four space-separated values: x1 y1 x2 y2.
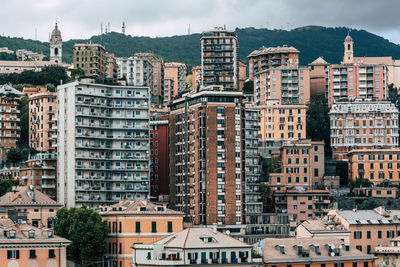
108 22 110 33
122 22 126 35
101 23 103 34
188 24 190 35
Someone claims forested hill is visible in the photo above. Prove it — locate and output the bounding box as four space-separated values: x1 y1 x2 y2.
1 25 400 67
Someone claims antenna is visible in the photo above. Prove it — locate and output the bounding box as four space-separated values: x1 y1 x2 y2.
108 22 110 33
122 22 126 35
101 23 103 34
188 24 190 35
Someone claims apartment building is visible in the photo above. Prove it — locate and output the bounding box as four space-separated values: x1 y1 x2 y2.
328 206 400 254
135 53 164 107
348 148 400 185
254 66 310 105
191 65 202 91
164 62 187 98
20 153 57 200
133 227 260 266
296 219 350 243
169 88 245 225
57 81 150 209
0 218 70 267
16 49 45 61
247 46 300 81
0 84 23 160
259 236 376 267
29 87 57 152
105 53 118 80
0 166 20 180
353 187 397 198
73 43 107 80
239 61 247 91
244 108 262 217
201 27 239 91
330 100 399 161
149 116 169 198
375 236 400 267
100 200 184 267
255 100 307 159
117 56 153 87
309 56 330 96
273 188 331 223
268 139 325 189
163 78 174 104
0 185 62 228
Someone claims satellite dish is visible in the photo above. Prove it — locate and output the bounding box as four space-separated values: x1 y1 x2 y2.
330 252 335 257
226 230 230 235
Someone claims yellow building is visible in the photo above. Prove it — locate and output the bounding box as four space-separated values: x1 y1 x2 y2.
1 217 70 267
348 148 400 185
100 200 184 267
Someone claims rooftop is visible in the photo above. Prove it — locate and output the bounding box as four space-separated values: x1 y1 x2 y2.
299 220 349 234
309 56 329 66
0 185 62 207
248 46 299 58
330 206 400 225
99 199 184 216
0 84 24 97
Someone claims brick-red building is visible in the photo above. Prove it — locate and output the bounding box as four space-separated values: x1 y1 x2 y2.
150 116 169 199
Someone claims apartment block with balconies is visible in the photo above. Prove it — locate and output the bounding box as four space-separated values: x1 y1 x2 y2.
329 100 399 161
73 43 106 80
57 81 150 209
164 62 187 99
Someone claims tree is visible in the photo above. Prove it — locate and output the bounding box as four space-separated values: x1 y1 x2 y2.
336 161 349 185
307 95 331 156
70 68 85 80
259 183 274 213
0 179 19 196
6 147 22 166
54 207 108 266
18 96 29 146
242 80 254 94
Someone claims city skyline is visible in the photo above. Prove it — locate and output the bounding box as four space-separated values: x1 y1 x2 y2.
1 0 400 44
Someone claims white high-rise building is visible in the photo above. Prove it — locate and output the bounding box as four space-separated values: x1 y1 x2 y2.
57 81 150 208
117 56 153 87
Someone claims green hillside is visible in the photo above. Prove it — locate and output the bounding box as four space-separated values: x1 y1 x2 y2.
1 26 400 67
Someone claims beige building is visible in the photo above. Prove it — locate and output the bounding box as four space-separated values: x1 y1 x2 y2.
247 46 300 81
309 56 330 96
353 187 397 198
0 185 62 228
328 206 400 254
191 65 202 91
164 62 187 98
105 52 118 80
296 219 350 243
238 61 247 91
348 148 400 185
29 87 57 152
0 217 70 267
20 153 57 200
100 200 184 267
268 139 325 189
375 236 400 267
0 85 24 160
330 100 399 161
273 188 331 223
254 66 310 105
73 43 106 80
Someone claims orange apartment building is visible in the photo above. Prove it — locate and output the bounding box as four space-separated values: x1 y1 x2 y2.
0 84 24 160
247 46 300 80
327 34 388 107
330 100 399 161
29 87 57 152
309 56 330 96
0 185 62 228
254 66 311 105
268 139 325 189
105 52 118 80
273 188 331 223
0 217 70 267
328 206 400 254
239 60 246 91
348 148 400 185
20 153 57 200
353 187 397 198
22 86 46 97
164 62 187 98
191 65 202 91
100 200 184 267
259 236 376 267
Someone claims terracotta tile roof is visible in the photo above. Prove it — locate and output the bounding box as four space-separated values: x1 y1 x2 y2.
0 186 62 207
247 46 299 58
99 199 184 216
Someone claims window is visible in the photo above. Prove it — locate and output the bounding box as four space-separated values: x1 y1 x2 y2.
367 231 371 239
152 221 157 233
353 263 357 267
168 221 173 233
136 222 141 233
49 249 56 258
29 250 36 259
7 250 19 259
356 245 362 251
378 231 382 238
354 231 362 239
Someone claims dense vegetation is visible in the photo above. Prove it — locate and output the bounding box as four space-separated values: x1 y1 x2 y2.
1 26 400 66
0 65 68 85
55 207 108 266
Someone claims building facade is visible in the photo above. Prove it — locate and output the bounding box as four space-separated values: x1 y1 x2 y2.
0 85 24 160
309 56 329 96
169 88 245 225
117 56 153 88
73 43 107 80
49 23 62 64
57 81 150 208
201 27 239 91
164 62 187 98
100 200 184 267
29 87 57 152
330 100 399 161
105 53 118 80
348 148 400 185
254 66 310 105
191 65 202 91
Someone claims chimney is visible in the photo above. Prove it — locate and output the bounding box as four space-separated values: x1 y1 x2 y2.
212 224 217 234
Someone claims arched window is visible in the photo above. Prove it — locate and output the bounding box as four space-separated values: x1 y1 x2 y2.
347 44 351 50
54 47 58 55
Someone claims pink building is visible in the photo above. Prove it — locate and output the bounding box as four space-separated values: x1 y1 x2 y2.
308 57 329 96
29 87 57 152
254 66 310 105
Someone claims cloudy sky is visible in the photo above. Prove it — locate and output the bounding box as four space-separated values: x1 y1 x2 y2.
2 0 400 44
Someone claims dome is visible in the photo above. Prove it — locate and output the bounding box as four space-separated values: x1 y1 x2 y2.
50 23 62 44
344 33 353 42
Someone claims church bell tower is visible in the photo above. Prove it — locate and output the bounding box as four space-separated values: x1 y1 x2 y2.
50 23 62 64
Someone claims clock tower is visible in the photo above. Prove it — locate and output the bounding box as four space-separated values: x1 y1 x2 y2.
50 23 62 64
343 33 353 64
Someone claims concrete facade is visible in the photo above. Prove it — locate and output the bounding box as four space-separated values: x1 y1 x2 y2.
73 43 107 80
